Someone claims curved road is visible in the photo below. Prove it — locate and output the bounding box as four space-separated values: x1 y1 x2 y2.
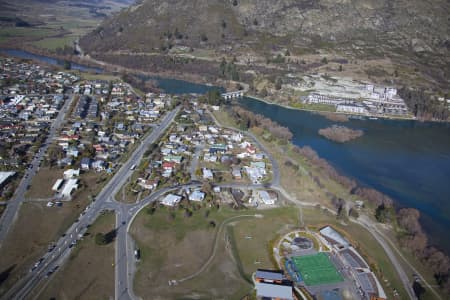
0 94 76 246
2 107 180 300
4 103 431 300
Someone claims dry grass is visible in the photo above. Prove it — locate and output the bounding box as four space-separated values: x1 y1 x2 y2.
0 200 88 296
35 211 115 300
212 108 409 299
0 172 106 296
25 167 64 199
130 205 252 299
301 207 408 300
230 207 299 276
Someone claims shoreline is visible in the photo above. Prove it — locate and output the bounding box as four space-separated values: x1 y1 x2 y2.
244 94 418 122
3 46 448 124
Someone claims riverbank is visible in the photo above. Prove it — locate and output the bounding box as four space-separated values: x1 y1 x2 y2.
318 125 364 143
245 94 417 122
212 106 449 299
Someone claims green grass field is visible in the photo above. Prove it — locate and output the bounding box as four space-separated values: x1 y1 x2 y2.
292 253 343 286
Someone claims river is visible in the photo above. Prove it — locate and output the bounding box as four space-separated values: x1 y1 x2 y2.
0 49 103 73
238 97 450 253
3 49 450 253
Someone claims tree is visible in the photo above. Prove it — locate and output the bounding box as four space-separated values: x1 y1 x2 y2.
375 204 389 223
219 58 227 77
275 77 283 90
349 208 359 219
321 57 328 64
338 64 343 72
202 181 213 194
259 87 268 97
95 233 107 245
63 60 71 70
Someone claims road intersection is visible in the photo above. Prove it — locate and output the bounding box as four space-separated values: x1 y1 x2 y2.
1 107 180 299
0 103 422 300
0 94 76 245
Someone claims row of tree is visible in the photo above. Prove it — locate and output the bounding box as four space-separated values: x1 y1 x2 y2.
292 143 450 293
397 208 450 293
219 58 240 81
399 88 449 121
230 106 293 141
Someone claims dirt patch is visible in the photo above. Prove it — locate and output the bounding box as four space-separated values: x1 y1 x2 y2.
25 167 64 199
318 112 349 122
130 206 252 299
0 200 88 296
318 125 364 143
35 212 115 300
0 172 105 296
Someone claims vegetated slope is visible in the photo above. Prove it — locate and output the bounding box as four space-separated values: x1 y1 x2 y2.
81 0 449 56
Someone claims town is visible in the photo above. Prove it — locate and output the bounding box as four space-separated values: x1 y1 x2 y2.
0 55 433 300
297 74 410 117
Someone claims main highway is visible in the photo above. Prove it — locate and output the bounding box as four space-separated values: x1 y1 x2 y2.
2 103 421 300
0 94 76 245
2 107 180 300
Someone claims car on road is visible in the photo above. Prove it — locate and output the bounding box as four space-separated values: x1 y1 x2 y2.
32 258 44 270
45 270 53 278
134 249 141 260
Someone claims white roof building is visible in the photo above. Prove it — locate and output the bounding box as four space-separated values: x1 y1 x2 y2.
202 168 213 180
255 282 293 300
52 179 64 191
253 190 277 205
61 178 78 198
320 226 350 247
63 169 80 179
189 190 205 202
0 171 15 187
161 194 182 206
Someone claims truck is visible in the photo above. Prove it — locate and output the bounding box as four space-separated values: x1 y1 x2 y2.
130 164 136 170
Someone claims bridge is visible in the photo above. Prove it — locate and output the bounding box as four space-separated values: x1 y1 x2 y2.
221 90 244 100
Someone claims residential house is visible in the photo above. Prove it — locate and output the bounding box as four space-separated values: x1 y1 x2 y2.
137 178 159 190
253 190 277 205
232 166 242 179
161 194 182 206
81 157 91 170
189 190 205 202
202 168 213 180
63 168 80 179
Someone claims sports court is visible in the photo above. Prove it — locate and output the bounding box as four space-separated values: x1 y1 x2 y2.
291 252 343 286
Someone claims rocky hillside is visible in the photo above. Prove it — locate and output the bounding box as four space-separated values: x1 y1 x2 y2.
81 0 449 54
80 0 450 91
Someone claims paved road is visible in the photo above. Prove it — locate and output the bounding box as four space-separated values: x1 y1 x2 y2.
207 109 422 299
189 143 204 181
0 94 75 246
207 110 280 187
356 216 417 300
4 104 424 300
2 107 179 300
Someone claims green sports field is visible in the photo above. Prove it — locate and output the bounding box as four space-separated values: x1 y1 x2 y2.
292 252 343 286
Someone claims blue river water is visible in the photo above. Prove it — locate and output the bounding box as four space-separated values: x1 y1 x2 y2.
3 49 450 253
0 49 103 73
238 97 450 253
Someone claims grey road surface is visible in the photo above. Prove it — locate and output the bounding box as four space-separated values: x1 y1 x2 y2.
0 94 76 246
2 108 179 300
